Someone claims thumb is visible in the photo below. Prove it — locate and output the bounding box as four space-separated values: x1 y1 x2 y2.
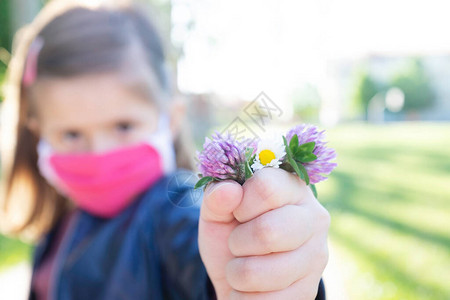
199 180 242 299
200 180 243 223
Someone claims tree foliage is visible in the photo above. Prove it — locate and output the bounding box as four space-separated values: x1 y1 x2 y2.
390 58 434 112
352 68 380 119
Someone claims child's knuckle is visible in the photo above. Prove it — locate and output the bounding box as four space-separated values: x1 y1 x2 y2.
237 258 259 289
318 246 329 270
250 174 282 209
316 204 331 231
255 216 278 251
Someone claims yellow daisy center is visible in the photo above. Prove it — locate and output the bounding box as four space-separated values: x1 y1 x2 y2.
259 149 276 165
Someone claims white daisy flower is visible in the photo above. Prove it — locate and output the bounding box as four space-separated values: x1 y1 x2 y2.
251 134 286 172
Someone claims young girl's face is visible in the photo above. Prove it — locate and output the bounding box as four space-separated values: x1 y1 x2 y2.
28 72 160 153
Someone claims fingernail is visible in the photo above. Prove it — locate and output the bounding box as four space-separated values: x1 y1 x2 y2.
205 181 235 196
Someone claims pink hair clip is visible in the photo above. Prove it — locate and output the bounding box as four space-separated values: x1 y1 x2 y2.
22 36 44 87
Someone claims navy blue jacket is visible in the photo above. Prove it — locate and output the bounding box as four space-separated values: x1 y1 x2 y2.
28 170 325 299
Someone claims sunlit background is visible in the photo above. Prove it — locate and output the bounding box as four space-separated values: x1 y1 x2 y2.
1 0 449 299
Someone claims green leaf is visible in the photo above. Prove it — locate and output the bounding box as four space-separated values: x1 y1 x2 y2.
245 147 254 160
289 134 299 154
283 136 305 181
244 161 253 179
298 141 315 153
291 159 305 181
283 135 290 152
310 184 318 198
295 153 317 163
245 152 256 180
194 176 214 189
295 161 310 185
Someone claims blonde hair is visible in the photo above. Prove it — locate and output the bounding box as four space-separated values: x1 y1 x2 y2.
0 0 195 242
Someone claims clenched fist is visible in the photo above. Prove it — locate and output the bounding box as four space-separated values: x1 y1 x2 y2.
198 168 330 300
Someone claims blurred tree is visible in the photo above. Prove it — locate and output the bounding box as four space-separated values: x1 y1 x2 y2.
291 83 321 122
0 0 11 103
351 67 380 120
8 0 42 45
0 0 42 102
0 0 12 53
390 58 434 112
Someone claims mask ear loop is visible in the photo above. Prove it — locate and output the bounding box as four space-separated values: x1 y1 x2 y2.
149 113 177 174
36 139 70 197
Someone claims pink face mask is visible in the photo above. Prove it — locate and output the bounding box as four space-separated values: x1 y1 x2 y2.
37 116 176 218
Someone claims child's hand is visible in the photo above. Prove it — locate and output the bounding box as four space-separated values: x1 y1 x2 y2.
198 168 330 300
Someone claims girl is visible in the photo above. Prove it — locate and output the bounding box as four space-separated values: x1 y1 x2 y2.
0 1 329 299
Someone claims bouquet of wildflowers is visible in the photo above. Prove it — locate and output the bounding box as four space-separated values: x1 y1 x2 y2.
195 124 337 198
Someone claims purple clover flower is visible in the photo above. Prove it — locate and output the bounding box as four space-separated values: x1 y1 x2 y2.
286 124 337 184
197 132 254 184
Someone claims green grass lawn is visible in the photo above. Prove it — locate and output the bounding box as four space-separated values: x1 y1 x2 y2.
318 122 450 300
0 122 449 300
